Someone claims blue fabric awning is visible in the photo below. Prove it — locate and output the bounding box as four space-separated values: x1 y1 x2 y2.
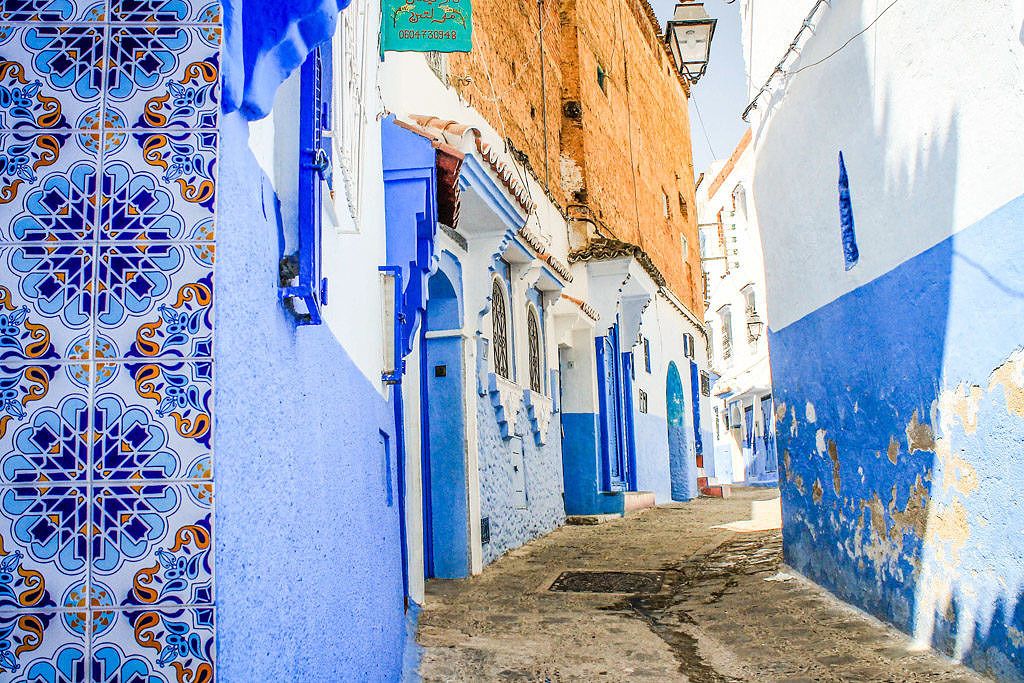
222 0 352 120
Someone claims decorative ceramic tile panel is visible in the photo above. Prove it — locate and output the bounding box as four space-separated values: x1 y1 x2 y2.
0 1 220 677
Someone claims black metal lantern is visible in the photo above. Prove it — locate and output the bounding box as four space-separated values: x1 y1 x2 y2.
666 2 717 84
747 312 765 342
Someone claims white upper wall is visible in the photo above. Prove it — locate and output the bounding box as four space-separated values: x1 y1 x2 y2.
740 0 820 101
248 3 390 393
743 0 1024 330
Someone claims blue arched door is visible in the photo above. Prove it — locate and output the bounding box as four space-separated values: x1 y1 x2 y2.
667 362 696 500
421 267 469 578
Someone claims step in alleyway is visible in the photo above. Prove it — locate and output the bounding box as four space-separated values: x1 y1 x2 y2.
415 488 985 682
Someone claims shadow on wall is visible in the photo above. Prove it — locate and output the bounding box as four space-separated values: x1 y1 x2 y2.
756 1 1024 679
214 113 408 680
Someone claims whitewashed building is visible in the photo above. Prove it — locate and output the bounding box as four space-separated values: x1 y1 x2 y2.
696 130 778 486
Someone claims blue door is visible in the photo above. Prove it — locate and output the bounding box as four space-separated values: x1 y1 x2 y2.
743 405 755 480
761 395 779 479
667 362 695 500
596 325 629 490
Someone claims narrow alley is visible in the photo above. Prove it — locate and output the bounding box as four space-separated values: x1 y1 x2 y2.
417 489 982 682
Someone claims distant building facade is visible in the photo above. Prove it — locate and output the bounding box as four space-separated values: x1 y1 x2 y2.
741 0 1024 678
696 130 778 486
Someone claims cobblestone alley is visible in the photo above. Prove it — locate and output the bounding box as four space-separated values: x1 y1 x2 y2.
416 489 985 682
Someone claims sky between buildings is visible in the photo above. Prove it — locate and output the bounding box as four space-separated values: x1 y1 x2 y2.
651 0 749 176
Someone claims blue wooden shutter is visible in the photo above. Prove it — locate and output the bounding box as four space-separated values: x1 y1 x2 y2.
282 41 333 324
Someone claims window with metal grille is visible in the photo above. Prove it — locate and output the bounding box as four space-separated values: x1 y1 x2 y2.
700 371 711 397
683 332 695 359
643 337 652 373
638 389 648 414
527 305 542 393
492 277 510 379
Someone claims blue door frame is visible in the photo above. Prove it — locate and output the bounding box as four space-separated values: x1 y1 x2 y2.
595 323 636 491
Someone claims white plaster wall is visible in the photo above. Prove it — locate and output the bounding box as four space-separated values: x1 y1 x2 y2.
744 0 1024 331
696 137 773 482
740 0 820 100
632 293 714 500
248 9 389 395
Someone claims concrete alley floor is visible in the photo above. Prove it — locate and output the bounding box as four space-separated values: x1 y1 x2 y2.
416 488 986 682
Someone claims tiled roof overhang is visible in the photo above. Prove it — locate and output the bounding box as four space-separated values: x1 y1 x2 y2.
408 114 537 215
568 236 667 288
392 119 465 230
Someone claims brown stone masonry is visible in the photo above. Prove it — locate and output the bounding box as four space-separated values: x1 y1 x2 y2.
447 0 703 318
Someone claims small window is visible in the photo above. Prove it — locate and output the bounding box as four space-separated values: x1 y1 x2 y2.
732 183 747 220
643 337 652 373
683 333 695 360
597 63 608 93
492 277 510 379
527 305 542 393
680 234 689 261
721 307 733 361
701 371 711 397
714 407 720 438
638 389 648 414
662 191 671 219
678 193 689 220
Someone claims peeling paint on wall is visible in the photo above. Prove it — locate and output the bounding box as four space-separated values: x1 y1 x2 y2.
827 440 840 495
905 410 936 454
887 436 900 465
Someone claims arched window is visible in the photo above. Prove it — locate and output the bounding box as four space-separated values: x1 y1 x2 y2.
491 277 510 379
527 305 542 393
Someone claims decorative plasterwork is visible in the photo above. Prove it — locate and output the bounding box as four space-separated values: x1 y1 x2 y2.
523 389 554 445
488 373 522 439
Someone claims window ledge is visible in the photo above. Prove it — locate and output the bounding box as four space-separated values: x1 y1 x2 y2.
488 373 522 439
522 389 553 445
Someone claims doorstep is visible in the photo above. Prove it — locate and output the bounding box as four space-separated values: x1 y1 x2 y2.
623 490 656 513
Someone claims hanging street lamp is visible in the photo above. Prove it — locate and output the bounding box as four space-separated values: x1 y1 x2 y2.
665 2 717 84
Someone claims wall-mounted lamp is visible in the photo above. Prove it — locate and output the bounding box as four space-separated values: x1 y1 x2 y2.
665 2 717 84
747 312 764 342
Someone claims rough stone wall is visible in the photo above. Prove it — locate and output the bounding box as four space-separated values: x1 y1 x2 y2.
448 0 702 317
448 0 565 205
476 394 566 566
560 0 702 314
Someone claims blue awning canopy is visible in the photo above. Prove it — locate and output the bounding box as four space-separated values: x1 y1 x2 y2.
222 0 352 120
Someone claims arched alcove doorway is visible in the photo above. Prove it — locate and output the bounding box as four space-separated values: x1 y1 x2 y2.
421 265 469 578
667 361 695 501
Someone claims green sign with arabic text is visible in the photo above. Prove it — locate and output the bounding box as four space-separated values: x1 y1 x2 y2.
382 0 473 53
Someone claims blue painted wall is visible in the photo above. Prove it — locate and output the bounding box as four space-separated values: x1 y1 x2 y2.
560 412 625 516
773 194 1024 680
216 114 408 680
477 386 565 564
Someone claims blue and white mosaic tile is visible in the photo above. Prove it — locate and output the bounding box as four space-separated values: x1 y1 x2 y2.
0 0 220 677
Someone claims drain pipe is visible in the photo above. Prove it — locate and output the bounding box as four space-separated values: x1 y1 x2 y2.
380 265 411 608
741 0 831 122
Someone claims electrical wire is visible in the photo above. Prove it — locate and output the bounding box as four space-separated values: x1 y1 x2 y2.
790 0 900 76
742 0 902 120
691 94 717 160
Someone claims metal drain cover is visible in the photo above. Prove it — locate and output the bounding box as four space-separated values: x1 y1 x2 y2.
548 571 665 594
